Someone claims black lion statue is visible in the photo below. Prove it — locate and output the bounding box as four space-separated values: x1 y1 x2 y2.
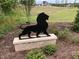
19 12 50 39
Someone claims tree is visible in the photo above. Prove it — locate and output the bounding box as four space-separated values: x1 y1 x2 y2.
64 0 67 7
73 10 79 32
55 0 59 4
21 0 35 24
0 0 17 15
74 0 76 4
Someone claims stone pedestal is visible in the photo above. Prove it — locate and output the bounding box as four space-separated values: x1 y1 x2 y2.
13 34 57 51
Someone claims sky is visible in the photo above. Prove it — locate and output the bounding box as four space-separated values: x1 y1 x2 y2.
35 0 79 4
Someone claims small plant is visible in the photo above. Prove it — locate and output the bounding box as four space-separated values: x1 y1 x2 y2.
58 28 70 39
73 52 79 59
26 49 46 59
71 36 79 43
42 44 57 55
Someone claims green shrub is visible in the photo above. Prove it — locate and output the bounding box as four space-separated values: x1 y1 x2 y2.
73 10 79 32
0 15 5 24
73 23 79 32
16 17 27 24
71 36 79 43
0 23 14 38
58 28 70 39
51 28 59 35
0 32 5 38
26 49 46 59
73 52 79 59
42 44 57 55
0 15 25 38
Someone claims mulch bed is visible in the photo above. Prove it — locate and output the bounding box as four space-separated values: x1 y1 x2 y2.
0 22 79 59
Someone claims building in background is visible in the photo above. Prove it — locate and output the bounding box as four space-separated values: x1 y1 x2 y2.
36 0 50 6
42 1 49 6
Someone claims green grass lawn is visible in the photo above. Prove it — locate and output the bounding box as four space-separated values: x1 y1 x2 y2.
30 6 78 22
50 8 78 22
12 6 78 23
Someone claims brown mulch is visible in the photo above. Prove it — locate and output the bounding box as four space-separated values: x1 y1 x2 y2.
0 22 79 59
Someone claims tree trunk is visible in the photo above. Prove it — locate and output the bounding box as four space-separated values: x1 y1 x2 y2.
61 0 64 4
25 0 31 24
74 0 76 7
65 0 67 7
55 0 58 4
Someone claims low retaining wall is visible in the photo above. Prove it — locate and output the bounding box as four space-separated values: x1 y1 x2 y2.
13 34 57 51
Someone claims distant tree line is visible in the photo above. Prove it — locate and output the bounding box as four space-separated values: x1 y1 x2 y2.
55 0 77 4
50 3 79 7
50 0 79 7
